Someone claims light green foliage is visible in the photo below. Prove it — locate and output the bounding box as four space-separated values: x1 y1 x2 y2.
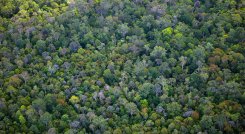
140 99 148 108
162 27 173 36
19 115 26 124
69 95 79 104
232 13 242 24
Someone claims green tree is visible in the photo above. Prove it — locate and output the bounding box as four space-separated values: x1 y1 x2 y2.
40 112 52 127
19 115 26 124
103 69 117 85
166 102 182 118
125 102 139 116
139 83 154 99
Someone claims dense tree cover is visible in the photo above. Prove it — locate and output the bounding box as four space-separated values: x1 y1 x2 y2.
0 0 244 133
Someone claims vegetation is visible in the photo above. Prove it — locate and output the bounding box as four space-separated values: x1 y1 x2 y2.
0 0 244 133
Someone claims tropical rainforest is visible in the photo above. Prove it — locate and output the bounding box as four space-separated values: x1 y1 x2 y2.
0 0 244 133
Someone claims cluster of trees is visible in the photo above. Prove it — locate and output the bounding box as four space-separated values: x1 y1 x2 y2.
0 0 244 133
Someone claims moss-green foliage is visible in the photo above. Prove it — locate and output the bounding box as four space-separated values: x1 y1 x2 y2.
0 0 244 133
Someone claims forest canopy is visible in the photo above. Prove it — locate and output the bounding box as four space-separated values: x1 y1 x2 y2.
0 0 244 133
